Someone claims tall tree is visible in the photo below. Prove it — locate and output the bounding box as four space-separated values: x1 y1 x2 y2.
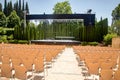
18 0 22 19
19 0 21 11
7 10 20 28
25 2 29 14
7 1 13 16
53 1 72 14
112 20 120 36
112 3 120 23
22 0 25 11
4 0 7 16
14 1 19 15
111 3 120 35
0 3 2 11
0 11 6 27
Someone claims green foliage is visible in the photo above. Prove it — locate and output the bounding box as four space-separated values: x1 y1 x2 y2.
88 42 98 46
81 42 88 46
18 40 28 44
7 10 20 28
112 20 120 36
0 27 3 33
8 40 28 44
2 0 29 19
2 29 7 35
8 40 18 43
103 33 117 46
0 27 14 42
111 4 120 36
5 28 14 36
7 1 13 16
14 22 44 41
112 4 120 21
81 42 98 46
95 18 108 42
7 35 13 40
0 3 2 11
14 1 19 16
0 11 6 27
4 0 7 16
53 1 72 14
25 2 29 14
1 35 8 43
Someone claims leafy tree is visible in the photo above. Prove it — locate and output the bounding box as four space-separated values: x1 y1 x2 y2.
7 10 20 28
112 4 120 22
112 4 120 36
53 1 72 14
0 3 2 11
108 26 114 33
112 20 120 35
0 12 6 27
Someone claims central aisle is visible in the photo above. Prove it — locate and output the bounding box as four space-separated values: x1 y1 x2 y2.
45 47 84 80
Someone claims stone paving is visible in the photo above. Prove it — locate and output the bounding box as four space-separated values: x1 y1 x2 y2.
45 47 84 80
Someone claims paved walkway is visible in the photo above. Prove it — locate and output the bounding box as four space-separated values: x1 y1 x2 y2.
45 47 84 80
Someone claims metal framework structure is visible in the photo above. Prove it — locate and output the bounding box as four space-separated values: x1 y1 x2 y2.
26 14 95 26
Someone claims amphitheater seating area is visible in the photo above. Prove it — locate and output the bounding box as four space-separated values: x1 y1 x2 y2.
0 44 65 80
73 46 120 80
0 44 120 80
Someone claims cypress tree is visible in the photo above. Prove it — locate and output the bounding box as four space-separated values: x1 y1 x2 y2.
0 3 2 11
22 0 25 11
19 0 21 11
4 0 7 16
25 2 29 14
21 0 25 19
9 1 13 13
7 1 13 16
18 0 22 19
14 1 19 15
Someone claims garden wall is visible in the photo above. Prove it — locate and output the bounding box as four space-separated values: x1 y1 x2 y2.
112 37 120 49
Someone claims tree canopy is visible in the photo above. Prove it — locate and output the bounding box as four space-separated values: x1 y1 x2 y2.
111 3 120 36
53 1 72 14
112 4 120 22
7 10 20 28
0 11 6 27
0 3 2 11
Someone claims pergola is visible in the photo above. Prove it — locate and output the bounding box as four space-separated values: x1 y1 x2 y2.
26 13 95 45
26 14 95 26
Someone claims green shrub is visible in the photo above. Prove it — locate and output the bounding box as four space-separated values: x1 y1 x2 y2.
103 33 117 46
7 35 13 40
8 40 28 44
8 40 18 43
81 42 88 46
88 42 98 46
0 39 2 43
18 40 28 44
81 42 98 46
1 35 8 43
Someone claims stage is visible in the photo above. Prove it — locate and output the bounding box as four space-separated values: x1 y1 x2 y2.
30 40 80 45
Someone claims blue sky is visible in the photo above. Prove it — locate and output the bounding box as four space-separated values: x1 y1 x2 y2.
0 0 120 25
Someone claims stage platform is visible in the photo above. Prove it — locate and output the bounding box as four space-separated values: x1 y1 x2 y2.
30 40 80 45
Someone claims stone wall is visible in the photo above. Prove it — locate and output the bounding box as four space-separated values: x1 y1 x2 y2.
112 37 120 49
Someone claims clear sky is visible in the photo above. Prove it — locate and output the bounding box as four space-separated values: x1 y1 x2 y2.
0 0 120 26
